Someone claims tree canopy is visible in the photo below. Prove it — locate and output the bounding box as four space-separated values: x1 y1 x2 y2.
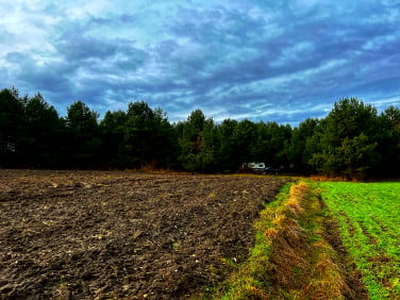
1 88 399 179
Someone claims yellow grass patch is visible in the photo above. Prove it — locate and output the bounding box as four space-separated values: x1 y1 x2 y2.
207 181 360 299
284 181 308 215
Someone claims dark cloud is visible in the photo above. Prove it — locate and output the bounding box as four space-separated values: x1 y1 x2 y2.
54 31 117 62
1 0 399 125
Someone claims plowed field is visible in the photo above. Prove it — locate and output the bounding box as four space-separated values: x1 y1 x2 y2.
0 170 288 299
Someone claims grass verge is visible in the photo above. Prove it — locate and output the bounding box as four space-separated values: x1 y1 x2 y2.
197 181 364 299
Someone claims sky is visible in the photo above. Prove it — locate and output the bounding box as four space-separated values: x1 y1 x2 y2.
1 0 399 126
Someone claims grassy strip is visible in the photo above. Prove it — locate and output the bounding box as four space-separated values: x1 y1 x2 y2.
318 181 400 299
199 181 352 299
210 182 292 299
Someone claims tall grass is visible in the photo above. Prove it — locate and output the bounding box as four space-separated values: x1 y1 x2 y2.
199 181 351 299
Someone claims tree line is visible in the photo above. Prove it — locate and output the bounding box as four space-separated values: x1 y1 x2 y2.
1 87 399 179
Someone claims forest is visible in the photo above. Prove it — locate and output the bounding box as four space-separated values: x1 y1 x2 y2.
1 87 399 179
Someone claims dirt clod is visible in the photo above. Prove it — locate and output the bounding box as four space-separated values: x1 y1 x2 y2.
0 170 288 299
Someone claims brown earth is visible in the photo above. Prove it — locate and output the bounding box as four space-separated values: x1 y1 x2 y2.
0 170 289 299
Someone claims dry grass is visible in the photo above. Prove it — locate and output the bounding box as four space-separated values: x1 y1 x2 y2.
284 181 308 215
305 241 349 299
266 181 350 299
309 175 363 182
248 286 270 299
208 181 355 299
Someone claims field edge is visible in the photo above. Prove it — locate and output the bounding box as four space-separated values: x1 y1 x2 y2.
199 180 368 299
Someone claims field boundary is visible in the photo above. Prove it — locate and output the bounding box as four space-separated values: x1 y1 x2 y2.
204 181 368 299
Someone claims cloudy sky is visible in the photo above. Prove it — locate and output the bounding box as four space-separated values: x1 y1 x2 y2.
1 0 399 125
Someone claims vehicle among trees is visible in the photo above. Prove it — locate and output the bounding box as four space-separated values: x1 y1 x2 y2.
1 87 399 179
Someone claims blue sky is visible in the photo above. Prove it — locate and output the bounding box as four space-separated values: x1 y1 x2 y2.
1 0 399 125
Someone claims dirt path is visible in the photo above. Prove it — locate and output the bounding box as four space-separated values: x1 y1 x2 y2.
0 170 289 299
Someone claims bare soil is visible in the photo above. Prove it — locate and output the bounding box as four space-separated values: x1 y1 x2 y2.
0 170 289 299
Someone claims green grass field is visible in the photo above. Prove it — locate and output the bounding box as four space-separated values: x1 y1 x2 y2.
318 181 400 299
